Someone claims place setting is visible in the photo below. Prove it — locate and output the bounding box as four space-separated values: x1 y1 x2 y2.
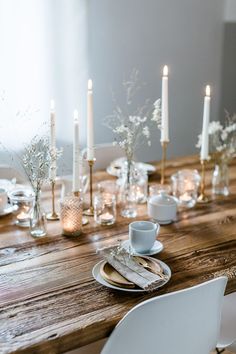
92 220 170 293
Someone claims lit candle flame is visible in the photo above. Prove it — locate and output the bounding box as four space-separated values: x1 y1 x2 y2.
73 109 79 121
163 65 168 77
88 79 93 91
50 99 55 111
205 85 211 97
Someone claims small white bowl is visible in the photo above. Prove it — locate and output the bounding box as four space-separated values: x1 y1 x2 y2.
148 193 177 225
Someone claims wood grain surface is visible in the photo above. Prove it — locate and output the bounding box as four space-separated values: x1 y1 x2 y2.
0 155 236 354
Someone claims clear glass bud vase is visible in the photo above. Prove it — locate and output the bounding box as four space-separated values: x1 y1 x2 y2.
118 160 137 218
212 161 229 196
30 191 47 237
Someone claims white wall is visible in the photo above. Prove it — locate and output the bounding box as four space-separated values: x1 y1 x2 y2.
88 0 224 162
0 0 227 173
225 0 236 22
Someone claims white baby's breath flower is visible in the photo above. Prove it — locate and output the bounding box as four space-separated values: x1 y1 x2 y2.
196 134 202 149
142 126 150 138
208 121 223 135
221 131 228 141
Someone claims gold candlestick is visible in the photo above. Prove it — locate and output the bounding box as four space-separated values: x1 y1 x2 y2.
74 190 89 225
161 141 168 185
46 180 59 220
84 159 95 216
197 159 210 203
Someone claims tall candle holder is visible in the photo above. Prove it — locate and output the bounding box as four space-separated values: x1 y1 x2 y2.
161 141 168 185
84 158 96 216
46 180 59 220
197 159 210 203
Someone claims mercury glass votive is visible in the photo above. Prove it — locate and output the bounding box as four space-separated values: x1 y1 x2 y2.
171 169 201 208
94 192 116 226
9 189 35 227
60 194 83 236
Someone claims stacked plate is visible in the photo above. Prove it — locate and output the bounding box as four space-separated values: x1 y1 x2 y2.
92 256 171 293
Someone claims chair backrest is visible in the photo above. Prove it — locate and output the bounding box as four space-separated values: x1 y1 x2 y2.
101 277 227 354
217 291 236 349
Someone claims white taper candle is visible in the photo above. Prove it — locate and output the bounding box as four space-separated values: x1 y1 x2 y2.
161 65 169 142
73 110 80 192
87 79 94 160
50 99 56 180
200 85 211 161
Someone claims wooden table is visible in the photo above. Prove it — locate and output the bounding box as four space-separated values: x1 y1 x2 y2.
0 155 236 354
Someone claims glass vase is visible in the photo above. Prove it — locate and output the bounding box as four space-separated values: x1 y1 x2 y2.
30 192 47 237
118 160 137 218
212 161 229 196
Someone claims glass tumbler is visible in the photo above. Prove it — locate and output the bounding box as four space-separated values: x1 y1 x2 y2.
9 189 35 227
171 169 201 208
94 192 116 226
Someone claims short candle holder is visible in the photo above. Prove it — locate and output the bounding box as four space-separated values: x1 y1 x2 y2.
161 141 169 185
197 159 210 204
60 191 83 236
84 158 96 216
46 180 59 220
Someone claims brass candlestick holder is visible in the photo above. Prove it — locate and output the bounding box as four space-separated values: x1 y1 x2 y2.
84 158 96 216
197 159 210 203
46 180 59 220
74 190 88 225
161 141 168 185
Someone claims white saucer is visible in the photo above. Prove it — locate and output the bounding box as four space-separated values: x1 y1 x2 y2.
121 239 164 256
0 204 14 217
92 258 171 293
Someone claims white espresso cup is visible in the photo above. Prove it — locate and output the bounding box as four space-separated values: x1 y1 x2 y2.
129 221 160 253
0 188 8 213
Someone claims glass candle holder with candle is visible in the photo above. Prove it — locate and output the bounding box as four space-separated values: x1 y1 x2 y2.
171 169 201 208
94 192 116 226
60 194 83 236
9 189 35 227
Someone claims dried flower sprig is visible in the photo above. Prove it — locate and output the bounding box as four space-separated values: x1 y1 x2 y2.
19 135 62 196
196 112 236 162
104 70 161 162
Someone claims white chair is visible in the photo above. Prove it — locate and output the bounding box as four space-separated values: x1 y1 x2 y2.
101 277 227 354
216 292 236 353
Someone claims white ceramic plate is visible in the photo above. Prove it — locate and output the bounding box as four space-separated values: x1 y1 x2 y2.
106 158 156 177
121 240 164 256
92 257 171 293
0 204 14 217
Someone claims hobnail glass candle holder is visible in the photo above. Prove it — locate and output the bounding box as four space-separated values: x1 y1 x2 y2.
60 194 83 236
9 189 35 227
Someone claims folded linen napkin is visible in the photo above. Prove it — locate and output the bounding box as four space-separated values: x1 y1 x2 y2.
98 245 164 291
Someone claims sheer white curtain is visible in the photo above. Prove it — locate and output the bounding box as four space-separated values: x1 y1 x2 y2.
0 0 88 158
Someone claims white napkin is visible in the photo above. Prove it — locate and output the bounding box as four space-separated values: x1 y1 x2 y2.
98 245 164 291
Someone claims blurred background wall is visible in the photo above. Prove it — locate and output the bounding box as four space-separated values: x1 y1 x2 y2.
0 0 234 172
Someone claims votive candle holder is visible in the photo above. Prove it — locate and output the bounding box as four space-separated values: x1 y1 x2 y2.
60 194 83 236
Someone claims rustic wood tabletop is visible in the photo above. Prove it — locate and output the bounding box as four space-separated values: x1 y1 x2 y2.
0 155 236 354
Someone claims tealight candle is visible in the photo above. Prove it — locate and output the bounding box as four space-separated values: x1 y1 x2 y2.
94 192 116 226
171 169 201 208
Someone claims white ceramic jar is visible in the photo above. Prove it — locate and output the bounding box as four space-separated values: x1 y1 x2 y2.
147 192 177 225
